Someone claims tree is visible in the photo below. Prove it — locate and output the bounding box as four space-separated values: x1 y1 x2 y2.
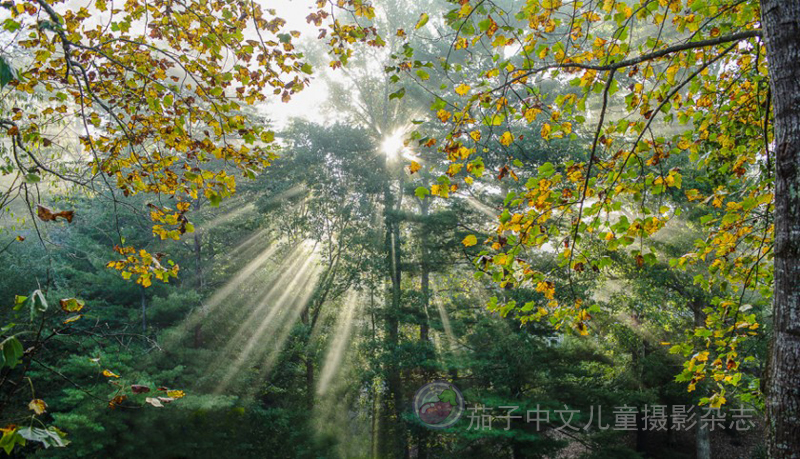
0 0 381 284
761 1 800 456
392 0 798 454
0 0 382 453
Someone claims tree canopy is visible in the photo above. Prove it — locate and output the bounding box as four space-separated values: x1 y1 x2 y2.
0 0 798 456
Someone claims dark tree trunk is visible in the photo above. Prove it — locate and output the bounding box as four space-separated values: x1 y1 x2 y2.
382 171 407 458
300 305 315 410
418 198 431 459
692 299 712 459
762 0 800 457
305 356 314 411
419 198 430 343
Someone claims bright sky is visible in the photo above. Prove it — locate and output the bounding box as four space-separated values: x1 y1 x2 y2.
255 0 337 128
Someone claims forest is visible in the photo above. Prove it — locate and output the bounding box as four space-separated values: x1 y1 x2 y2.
0 0 798 457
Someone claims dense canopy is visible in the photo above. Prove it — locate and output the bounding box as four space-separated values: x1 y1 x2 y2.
0 0 798 457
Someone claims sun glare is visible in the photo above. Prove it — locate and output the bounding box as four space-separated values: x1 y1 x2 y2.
381 130 406 160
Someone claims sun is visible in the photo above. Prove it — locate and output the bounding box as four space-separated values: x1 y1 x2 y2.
381 129 406 160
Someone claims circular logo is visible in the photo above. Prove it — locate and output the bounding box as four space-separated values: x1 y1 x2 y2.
413 381 464 429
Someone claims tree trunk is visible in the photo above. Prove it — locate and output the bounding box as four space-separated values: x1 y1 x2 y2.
417 200 430 459
300 305 315 410
419 198 430 343
382 171 407 458
762 1 800 457
305 356 314 411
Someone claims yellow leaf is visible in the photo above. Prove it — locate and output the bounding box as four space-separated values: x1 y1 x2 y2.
455 84 470 96
524 108 541 123
63 314 82 324
538 47 548 59
166 390 185 399
462 234 478 247
541 123 552 140
469 130 481 141
59 298 85 312
28 399 47 415
696 351 709 362
408 161 421 174
103 369 120 378
499 131 514 146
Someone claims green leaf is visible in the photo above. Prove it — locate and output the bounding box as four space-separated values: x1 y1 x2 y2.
0 55 16 88
389 87 405 100
430 98 446 111
2 19 21 32
538 162 555 177
208 192 222 207
301 63 313 74
414 186 430 199
1 337 24 370
415 13 429 29
438 388 457 406
13 295 27 310
0 428 26 455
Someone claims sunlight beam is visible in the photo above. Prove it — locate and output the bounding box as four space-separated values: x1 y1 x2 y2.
317 290 362 396
212 246 322 392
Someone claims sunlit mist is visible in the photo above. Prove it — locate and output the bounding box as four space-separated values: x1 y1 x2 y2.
176 240 282 338
317 290 362 396
464 195 498 220
211 242 323 393
431 284 457 353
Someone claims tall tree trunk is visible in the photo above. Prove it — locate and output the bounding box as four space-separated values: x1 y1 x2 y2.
762 1 800 457
192 200 204 347
419 198 430 343
417 198 431 459
692 299 712 459
301 306 315 411
383 172 407 458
